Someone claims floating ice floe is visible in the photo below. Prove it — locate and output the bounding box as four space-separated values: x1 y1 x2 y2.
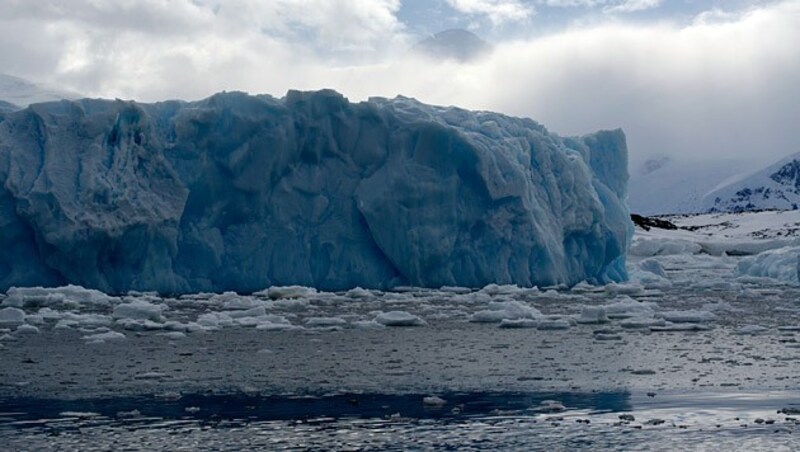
627 258 673 290
211 292 261 310
469 300 541 323
306 317 348 328
2 285 118 309
158 331 187 339
639 259 667 277
113 300 165 323
257 286 318 300
604 283 645 296
536 318 573 331
479 284 527 297
602 297 655 319
270 298 311 311
0 307 25 327
82 331 126 343
650 323 712 332
498 319 539 329
575 306 609 324
352 320 386 330
658 310 716 323
733 325 770 335
254 315 300 331
15 324 39 334
619 317 666 329
345 287 373 299
374 311 425 327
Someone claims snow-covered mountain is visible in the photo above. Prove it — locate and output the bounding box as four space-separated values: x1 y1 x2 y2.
0 73 78 107
0 90 631 294
700 152 800 212
412 29 492 62
627 155 754 215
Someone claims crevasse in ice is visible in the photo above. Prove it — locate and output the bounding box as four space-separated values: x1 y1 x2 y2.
0 90 631 293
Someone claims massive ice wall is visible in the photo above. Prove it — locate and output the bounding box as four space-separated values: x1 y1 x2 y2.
0 90 631 294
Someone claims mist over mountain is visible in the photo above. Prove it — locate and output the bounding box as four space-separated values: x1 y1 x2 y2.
0 99 18 113
628 156 755 216
412 29 492 62
0 73 78 107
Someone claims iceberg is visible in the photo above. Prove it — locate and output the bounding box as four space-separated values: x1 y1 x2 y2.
0 89 631 294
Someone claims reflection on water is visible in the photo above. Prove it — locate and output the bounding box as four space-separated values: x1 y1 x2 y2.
1 391 799 450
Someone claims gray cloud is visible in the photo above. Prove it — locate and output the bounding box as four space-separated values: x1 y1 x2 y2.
0 0 797 165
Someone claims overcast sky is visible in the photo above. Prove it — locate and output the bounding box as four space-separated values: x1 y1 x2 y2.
0 0 798 164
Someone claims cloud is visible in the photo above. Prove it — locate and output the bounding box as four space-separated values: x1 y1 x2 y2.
540 0 663 12
541 0 603 7
445 0 535 25
0 0 798 165
604 0 663 13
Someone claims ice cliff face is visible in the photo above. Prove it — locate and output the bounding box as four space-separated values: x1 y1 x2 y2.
0 90 631 294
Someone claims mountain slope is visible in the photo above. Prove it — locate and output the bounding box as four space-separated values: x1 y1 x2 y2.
701 152 800 212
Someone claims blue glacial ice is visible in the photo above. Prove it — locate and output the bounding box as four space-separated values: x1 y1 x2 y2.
0 90 631 294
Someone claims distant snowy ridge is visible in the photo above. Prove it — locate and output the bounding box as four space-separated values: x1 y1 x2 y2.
701 152 800 213
0 90 631 294
0 73 78 107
